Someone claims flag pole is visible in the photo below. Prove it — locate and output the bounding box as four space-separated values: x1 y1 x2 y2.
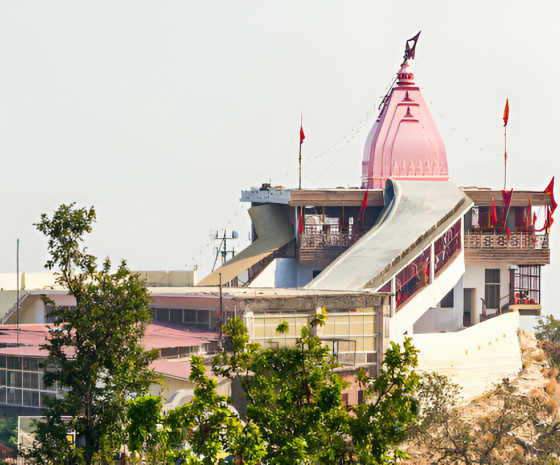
503 98 509 189
504 124 507 190
299 114 302 190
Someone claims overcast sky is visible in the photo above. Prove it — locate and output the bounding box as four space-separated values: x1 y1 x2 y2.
0 1 558 319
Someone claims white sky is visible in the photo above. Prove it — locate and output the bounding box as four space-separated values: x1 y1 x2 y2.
0 1 559 320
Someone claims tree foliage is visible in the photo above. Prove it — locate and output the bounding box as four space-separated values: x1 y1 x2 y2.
212 314 420 464
127 356 266 465
28 203 159 465
536 314 560 376
351 338 419 463
407 373 554 464
129 314 419 464
0 417 17 450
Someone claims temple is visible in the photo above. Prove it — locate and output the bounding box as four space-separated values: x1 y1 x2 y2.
198 37 554 397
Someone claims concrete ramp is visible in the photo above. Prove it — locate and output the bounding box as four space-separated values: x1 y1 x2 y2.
307 179 473 291
198 204 294 286
412 311 522 399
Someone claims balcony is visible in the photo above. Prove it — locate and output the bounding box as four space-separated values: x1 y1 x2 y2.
464 231 550 264
298 232 364 266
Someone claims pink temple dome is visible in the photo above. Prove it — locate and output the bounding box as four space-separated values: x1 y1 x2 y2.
361 61 449 189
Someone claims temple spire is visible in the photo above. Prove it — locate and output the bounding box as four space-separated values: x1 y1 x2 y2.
361 37 449 189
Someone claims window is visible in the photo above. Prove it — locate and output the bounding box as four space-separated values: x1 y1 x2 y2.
23 358 40 372
7 357 22 370
184 310 197 324
485 269 501 309
23 372 39 390
156 308 169 322
358 390 364 405
45 305 57 323
440 289 454 308
514 266 541 304
169 308 183 323
198 311 210 326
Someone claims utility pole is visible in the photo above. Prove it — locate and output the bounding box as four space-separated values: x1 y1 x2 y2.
17 239 20 345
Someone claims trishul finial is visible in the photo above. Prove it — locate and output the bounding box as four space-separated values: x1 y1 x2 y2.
402 31 421 65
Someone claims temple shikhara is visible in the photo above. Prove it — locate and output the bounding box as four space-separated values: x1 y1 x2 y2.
0 35 555 419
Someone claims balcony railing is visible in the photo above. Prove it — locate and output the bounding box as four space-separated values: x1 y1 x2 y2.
299 232 364 248
298 232 365 264
464 232 548 250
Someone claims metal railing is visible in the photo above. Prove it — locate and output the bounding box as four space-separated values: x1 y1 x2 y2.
1 290 29 324
299 232 364 248
465 231 548 250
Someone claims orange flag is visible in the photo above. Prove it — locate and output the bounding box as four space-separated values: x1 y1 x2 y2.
503 99 509 127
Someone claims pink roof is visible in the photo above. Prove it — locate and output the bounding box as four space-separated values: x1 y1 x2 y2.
0 345 46 357
144 323 218 350
150 358 192 380
0 322 218 356
0 325 51 347
361 61 449 189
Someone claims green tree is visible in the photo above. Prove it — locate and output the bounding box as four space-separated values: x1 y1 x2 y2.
0 417 17 449
167 356 266 465
27 204 159 465
127 356 265 465
350 338 419 463
214 314 420 464
535 314 560 375
126 395 165 464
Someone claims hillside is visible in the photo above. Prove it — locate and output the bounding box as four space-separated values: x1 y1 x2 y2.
405 330 560 464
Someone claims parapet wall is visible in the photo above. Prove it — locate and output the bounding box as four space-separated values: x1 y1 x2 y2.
412 311 522 399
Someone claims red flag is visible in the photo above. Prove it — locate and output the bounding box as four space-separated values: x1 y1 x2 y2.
527 196 532 229
298 207 304 234
501 188 513 228
506 227 512 240
503 99 509 127
534 206 552 233
533 212 537 228
356 189 369 226
491 198 498 226
501 188 513 211
545 176 557 214
300 125 305 145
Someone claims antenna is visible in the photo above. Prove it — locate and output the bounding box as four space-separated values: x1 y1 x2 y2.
210 229 240 271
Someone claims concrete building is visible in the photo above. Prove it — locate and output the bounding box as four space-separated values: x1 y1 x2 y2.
0 270 223 418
